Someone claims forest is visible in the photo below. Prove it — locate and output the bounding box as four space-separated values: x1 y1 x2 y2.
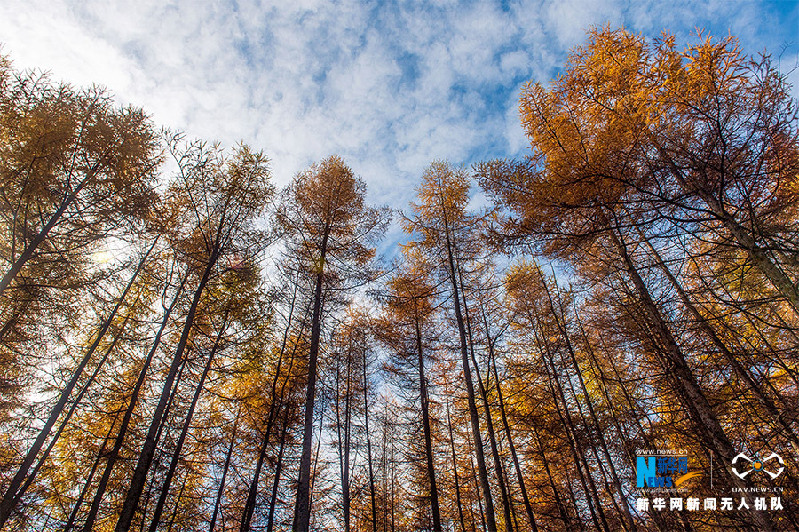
1 26 798 532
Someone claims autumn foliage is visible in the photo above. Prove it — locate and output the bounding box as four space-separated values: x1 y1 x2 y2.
1 27 798 532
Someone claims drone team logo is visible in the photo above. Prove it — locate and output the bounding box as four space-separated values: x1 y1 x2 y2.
731 453 784 480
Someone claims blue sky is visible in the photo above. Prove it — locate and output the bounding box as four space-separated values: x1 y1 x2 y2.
1 0 798 221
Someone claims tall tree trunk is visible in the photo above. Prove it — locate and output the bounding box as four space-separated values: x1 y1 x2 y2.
573 314 657 531
164 474 188 532
443 231 497 532
608 223 773 531
209 406 241 532
334 344 353 532
266 402 292 532
17 306 135 512
115 243 220 532
446 401 467 532
63 416 119 531
363 347 378 532
293 229 329 532
542 274 635 531
467 450 487 532
481 309 538 532
456 273 512 532
701 187 799 313
532 427 574 530
643 236 799 453
533 317 607 532
0 239 155 528
83 273 187 532
148 310 230 532
308 412 324 530
241 298 307 532
414 316 442 532
134 360 188 532
343 356 352 532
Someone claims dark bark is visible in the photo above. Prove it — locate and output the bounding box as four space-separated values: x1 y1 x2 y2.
147 309 230 532
414 316 442 532
63 418 118 531
482 316 538 532
114 243 220 532
82 273 187 532
363 347 378 532
462 305 513 532
532 427 574 530
333 341 353 532
533 316 607 532
241 295 307 532
293 227 329 532
17 306 134 513
446 401 467 532
643 236 799 454
544 275 636 531
0 239 155 528
608 224 773 531
443 229 497 532
209 406 241 532
266 402 292 532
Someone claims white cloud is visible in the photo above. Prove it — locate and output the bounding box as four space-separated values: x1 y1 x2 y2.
1 0 797 219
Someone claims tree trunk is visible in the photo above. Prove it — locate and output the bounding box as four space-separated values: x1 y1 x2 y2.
266 402 292 532
209 406 241 532
414 316 442 532
700 189 799 313
543 274 636 531
456 274 513 532
483 321 538 532
643 236 799 454
608 224 773 531
293 227 329 532
114 243 220 532
533 317 607 532
363 347 378 532
148 310 230 532
444 231 497 532
18 306 134 512
532 427 574 530
82 273 187 532
241 297 307 532
0 239 155 528
63 417 118 531
446 401 467 532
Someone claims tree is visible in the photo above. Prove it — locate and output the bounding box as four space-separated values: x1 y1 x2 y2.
404 162 498 532
273 155 388 532
0 57 158 299
114 136 273 532
0 56 160 435
478 27 797 531
378 261 443 532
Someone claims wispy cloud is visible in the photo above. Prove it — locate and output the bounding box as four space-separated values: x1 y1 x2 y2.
2 0 797 214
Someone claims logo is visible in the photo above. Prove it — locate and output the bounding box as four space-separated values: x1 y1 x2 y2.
636 454 700 488
731 453 784 480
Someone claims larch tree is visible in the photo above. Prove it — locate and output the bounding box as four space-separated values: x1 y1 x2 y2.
273 155 388 532
404 162 498 532
113 135 273 532
0 56 160 454
377 258 443 532
478 27 797 531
